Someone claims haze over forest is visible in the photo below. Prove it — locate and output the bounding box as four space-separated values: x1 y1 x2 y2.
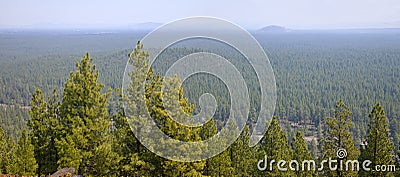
0 0 399 176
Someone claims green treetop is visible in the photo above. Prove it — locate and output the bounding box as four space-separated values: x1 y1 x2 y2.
260 116 295 177
291 131 315 177
29 88 60 175
56 52 118 176
322 100 359 177
359 102 395 177
0 125 6 173
15 129 38 176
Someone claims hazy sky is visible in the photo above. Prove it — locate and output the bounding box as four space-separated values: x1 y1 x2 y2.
0 0 399 29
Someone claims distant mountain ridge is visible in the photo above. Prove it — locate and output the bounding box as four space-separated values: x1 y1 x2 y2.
1 22 400 34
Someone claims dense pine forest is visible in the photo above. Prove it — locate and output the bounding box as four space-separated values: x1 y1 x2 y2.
0 30 399 176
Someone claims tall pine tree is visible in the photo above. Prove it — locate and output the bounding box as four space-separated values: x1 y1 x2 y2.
125 41 209 176
359 102 395 176
322 100 359 177
56 52 118 176
112 89 156 177
0 125 6 173
201 119 233 177
124 41 164 176
291 131 315 177
4 137 18 175
15 129 38 176
160 76 206 177
260 116 295 176
29 88 60 175
230 125 257 176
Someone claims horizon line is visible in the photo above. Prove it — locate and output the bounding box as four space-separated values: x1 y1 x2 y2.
0 22 400 31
